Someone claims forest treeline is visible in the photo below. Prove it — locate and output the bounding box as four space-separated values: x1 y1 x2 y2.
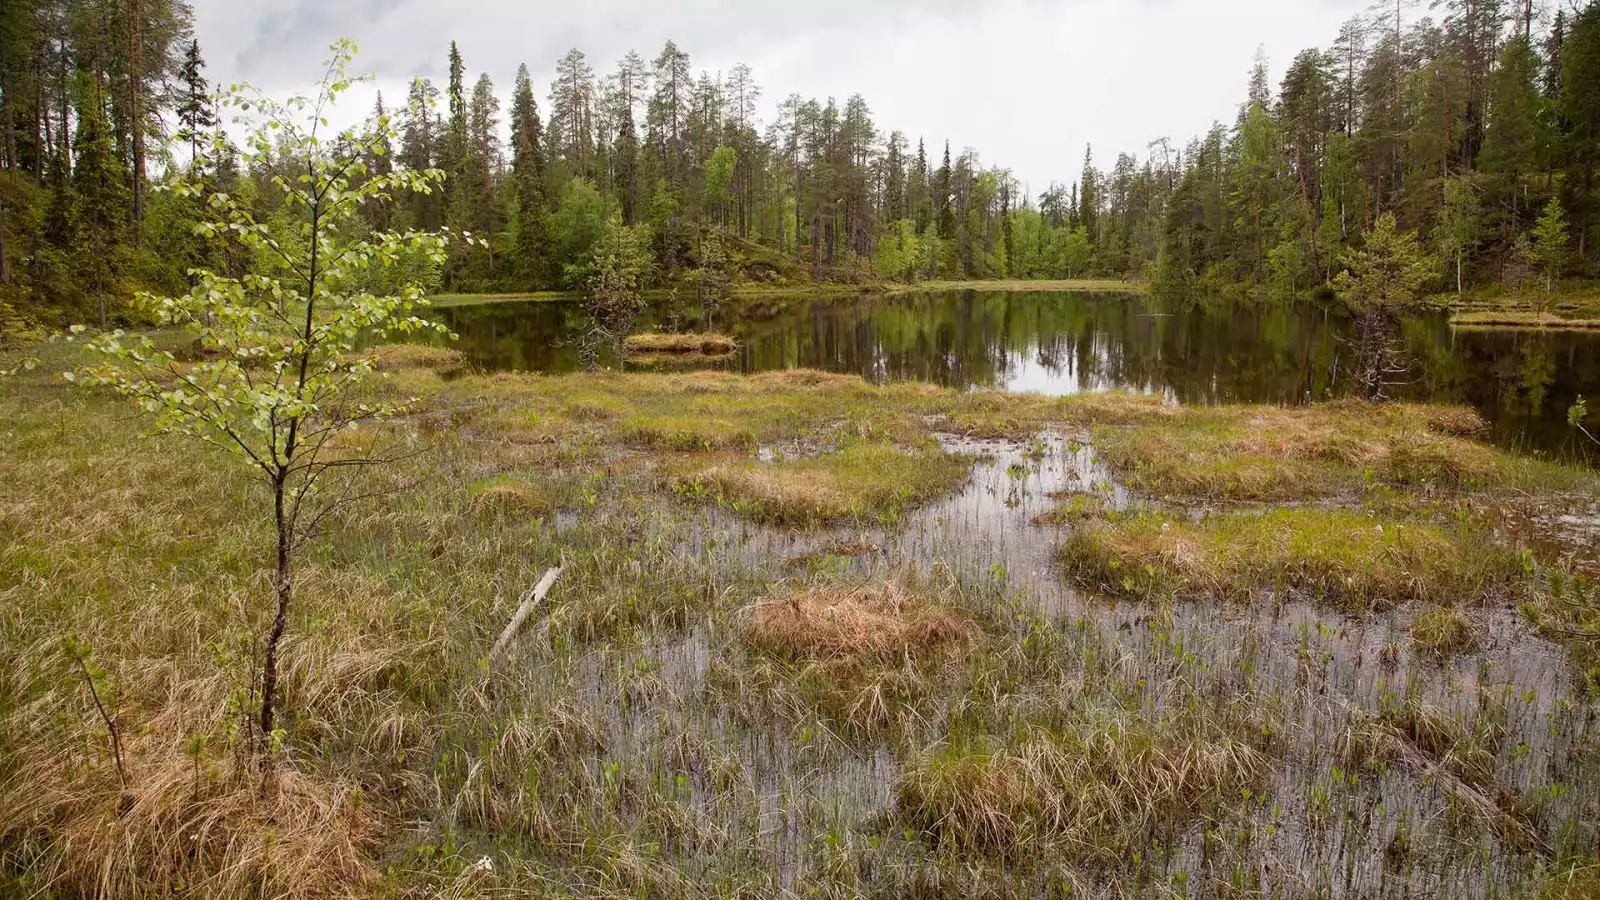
2 0 1600 329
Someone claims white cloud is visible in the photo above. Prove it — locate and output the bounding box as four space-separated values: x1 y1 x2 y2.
192 0 1367 186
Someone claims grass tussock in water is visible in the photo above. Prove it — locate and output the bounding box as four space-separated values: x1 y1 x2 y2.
669 437 971 526
895 712 1266 863
1411 607 1480 658
1087 399 1592 501
741 582 976 663
623 332 740 354
729 581 979 738
1063 506 1524 609
368 342 468 374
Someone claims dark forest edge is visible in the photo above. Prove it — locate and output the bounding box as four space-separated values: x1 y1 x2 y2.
4 2 1600 338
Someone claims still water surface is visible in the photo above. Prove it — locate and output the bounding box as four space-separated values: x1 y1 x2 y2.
435 289 1600 459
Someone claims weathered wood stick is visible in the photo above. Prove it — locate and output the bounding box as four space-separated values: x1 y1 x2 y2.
490 566 563 662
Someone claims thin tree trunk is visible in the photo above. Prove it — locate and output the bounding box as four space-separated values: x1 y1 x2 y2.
260 477 292 740
2 91 16 173
128 0 145 230
58 51 71 166
0 197 10 284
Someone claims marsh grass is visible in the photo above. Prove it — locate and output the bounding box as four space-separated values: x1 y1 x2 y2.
895 711 1266 863
1411 607 1480 657
1063 506 1524 609
726 582 980 738
669 436 972 525
1086 400 1592 501
4 339 1599 897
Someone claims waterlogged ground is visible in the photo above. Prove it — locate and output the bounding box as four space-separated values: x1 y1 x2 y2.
3 342 1600 898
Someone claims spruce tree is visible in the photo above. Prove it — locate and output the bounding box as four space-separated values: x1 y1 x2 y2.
1564 3 1600 263
1079 145 1097 242
175 39 215 173
510 63 549 287
936 141 954 239
72 79 130 326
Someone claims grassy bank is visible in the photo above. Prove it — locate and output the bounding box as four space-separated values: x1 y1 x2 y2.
1447 281 1600 330
2 339 1598 897
1449 309 1600 330
431 278 1145 310
887 278 1149 294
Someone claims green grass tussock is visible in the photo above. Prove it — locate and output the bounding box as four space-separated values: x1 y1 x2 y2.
896 710 1265 862
1411 607 1480 658
1063 506 1524 609
1086 399 1591 501
670 437 971 526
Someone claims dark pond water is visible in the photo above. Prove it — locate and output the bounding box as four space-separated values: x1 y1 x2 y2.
434 289 1600 460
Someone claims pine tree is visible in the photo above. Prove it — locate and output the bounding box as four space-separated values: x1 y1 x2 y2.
649 40 692 190
1564 3 1600 263
1545 9 1566 100
612 51 647 226
1079 145 1097 242
444 41 466 180
910 138 929 233
884 131 906 222
550 48 594 179
401 77 443 230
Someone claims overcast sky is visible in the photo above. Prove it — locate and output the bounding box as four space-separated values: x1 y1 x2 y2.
190 0 1368 192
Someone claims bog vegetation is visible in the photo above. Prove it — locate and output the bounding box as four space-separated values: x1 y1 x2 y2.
6 4 1600 899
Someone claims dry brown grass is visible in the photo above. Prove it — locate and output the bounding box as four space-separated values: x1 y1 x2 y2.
469 479 557 518
741 582 976 665
733 583 980 738
1055 391 1181 425
0 692 383 899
